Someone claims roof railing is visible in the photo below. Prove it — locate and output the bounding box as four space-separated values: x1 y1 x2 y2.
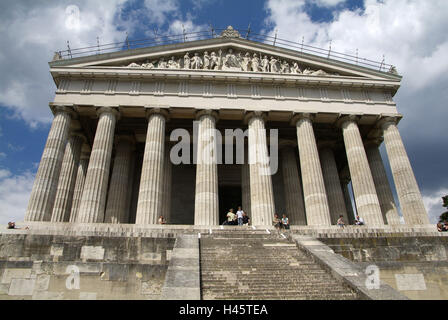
54 27 395 73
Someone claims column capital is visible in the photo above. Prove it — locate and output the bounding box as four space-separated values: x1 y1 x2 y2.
50 104 77 119
196 109 219 122
290 112 315 126
376 114 402 130
336 114 361 128
364 138 383 148
145 107 170 120
96 107 121 120
244 111 268 124
69 131 87 143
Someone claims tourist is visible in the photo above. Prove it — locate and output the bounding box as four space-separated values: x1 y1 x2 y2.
281 214 290 230
158 215 166 224
242 212 250 225
225 208 236 225
7 222 16 229
337 215 345 228
273 214 282 230
236 206 244 226
437 222 446 232
354 215 364 226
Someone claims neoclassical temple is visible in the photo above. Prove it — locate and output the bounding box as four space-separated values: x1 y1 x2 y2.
24 27 429 227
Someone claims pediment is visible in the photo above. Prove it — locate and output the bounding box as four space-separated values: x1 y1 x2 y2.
50 37 401 82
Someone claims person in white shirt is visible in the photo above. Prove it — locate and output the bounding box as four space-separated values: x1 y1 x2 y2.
355 215 364 225
236 206 244 226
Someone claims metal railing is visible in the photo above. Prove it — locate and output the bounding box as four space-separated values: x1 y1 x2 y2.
55 27 395 73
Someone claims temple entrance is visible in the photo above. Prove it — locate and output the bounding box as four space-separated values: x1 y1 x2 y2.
219 185 242 224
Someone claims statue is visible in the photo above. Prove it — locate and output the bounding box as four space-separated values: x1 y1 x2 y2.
184 52 191 69
142 60 155 69
127 62 141 68
191 52 203 69
223 48 240 69
291 62 302 74
251 53 260 72
167 56 178 69
158 57 167 69
241 52 251 71
269 56 278 73
210 51 219 70
303 68 313 75
312 69 327 76
281 60 290 74
261 55 269 72
203 51 210 69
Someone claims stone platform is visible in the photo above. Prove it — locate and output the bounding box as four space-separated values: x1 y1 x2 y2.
0 222 446 300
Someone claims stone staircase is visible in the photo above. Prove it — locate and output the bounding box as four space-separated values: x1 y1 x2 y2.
200 229 360 300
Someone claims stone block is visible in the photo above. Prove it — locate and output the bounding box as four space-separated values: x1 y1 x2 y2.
32 291 64 300
395 274 427 291
8 279 35 296
79 292 97 300
1 268 32 284
0 284 9 295
50 244 64 257
101 264 129 281
80 246 105 261
35 274 51 291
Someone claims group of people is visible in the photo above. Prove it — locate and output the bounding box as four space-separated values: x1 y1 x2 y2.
273 214 290 230
223 207 250 226
437 221 448 232
337 215 365 228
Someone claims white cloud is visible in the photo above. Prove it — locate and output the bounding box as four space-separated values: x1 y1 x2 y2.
423 188 448 223
143 0 179 25
0 169 35 225
0 0 130 127
313 0 346 7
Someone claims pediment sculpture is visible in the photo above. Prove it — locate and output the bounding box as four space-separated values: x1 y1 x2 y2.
123 47 335 76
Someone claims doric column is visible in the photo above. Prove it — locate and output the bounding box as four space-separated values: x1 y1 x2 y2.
161 145 172 223
365 140 401 225
338 115 384 225
340 178 356 225
292 113 331 226
246 111 275 226
25 105 75 222
136 108 168 225
51 132 85 222
77 107 119 223
318 144 349 225
194 110 219 226
280 143 306 225
104 135 135 224
378 117 429 225
69 148 89 222
241 147 251 216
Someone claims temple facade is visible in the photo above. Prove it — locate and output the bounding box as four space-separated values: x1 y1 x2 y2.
24 27 429 227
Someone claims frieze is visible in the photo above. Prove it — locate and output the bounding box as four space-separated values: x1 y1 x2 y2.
124 47 337 77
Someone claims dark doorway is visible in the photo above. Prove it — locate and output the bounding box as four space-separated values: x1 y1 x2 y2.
219 185 242 224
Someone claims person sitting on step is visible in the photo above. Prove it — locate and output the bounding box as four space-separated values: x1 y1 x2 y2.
273 214 282 230
337 215 345 228
242 211 250 226
354 215 364 226
281 214 290 230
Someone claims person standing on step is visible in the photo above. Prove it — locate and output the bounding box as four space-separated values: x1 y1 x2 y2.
225 208 236 225
236 206 244 226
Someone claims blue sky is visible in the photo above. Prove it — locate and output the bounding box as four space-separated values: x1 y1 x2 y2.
0 0 447 224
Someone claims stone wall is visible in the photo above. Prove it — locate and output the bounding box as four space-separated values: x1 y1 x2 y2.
321 236 448 299
0 233 175 300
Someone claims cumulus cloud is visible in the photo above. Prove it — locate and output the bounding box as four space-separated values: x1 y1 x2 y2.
0 0 130 127
0 169 35 225
313 0 346 7
265 0 448 216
